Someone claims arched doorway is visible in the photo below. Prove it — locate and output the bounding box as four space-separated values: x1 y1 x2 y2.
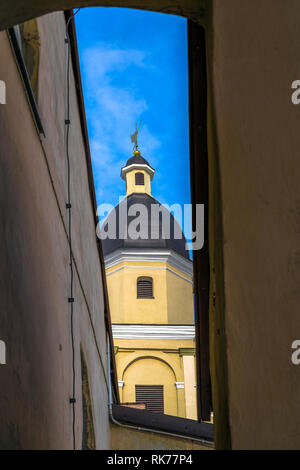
122 356 178 416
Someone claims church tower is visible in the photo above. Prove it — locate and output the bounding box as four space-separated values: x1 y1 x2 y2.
121 149 154 197
102 148 197 419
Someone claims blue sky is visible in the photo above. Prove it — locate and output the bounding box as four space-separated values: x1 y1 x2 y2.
75 7 191 230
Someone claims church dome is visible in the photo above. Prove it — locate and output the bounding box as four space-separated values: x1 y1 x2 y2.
101 193 190 260
101 148 190 260
125 153 151 167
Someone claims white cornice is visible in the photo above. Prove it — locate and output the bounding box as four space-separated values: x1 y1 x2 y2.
106 265 192 284
121 163 155 181
175 382 185 389
104 248 193 279
112 324 195 340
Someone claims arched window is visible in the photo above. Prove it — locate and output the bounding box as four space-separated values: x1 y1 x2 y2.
135 172 144 185
137 276 153 298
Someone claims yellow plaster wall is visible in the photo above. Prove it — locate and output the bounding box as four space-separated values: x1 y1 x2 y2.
117 347 184 384
166 269 194 324
106 256 195 418
105 267 126 322
122 357 178 416
106 262 168 323
126 169 151 196
182 355 197 420
106 260 193 325
114 340 196 418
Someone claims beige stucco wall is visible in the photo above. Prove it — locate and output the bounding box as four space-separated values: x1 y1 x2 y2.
110 423 213 450
0 13 110 449
206 0 300 449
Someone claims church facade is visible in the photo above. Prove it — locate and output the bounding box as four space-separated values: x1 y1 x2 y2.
102 150 197 419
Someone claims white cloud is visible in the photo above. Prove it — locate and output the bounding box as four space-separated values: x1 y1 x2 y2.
81 42 161 205
83 44 148 85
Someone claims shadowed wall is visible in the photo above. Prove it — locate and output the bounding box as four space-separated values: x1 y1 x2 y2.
0 12 110 449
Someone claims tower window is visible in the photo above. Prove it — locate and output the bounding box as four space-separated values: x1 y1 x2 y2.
135 172 144 185
137 277 153 298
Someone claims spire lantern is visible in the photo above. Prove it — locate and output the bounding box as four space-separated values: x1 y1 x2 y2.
121 126 155 196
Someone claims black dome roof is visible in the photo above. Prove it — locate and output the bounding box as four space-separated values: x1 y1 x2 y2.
101 193 190 260
125 153 151 167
